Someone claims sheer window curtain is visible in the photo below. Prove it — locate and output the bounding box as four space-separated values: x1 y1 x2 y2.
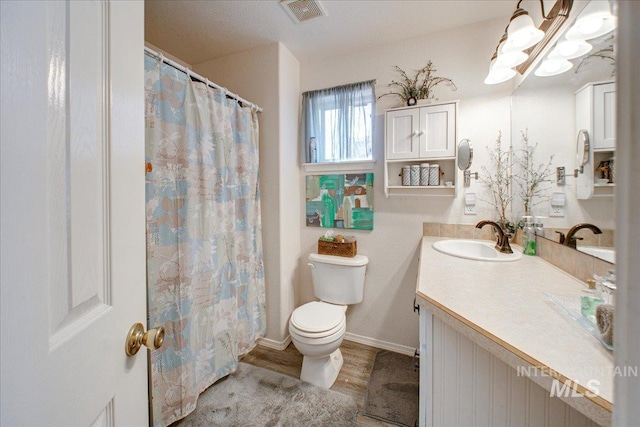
300 80 375 164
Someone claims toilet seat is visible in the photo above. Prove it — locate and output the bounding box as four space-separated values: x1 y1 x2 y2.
290 301 346 338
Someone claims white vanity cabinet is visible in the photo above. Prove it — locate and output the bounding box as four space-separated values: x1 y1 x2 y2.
576 81 615 199
416 237 611 427
384 101 457 197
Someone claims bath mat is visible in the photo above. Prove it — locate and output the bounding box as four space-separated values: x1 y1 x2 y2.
363 350 420 427
172 362 357 427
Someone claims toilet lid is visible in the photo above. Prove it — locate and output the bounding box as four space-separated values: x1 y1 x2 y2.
291 301 345 334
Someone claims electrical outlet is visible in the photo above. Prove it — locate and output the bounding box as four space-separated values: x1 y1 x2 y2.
464 205 476 215
549 206 564 217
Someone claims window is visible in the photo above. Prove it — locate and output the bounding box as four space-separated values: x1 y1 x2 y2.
301 80 375 164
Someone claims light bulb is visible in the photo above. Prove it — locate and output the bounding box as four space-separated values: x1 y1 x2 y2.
548 40 592 60
577 16 604 35
543 60 562 73
566 1 617 40
534 59 573 77
496 40 528 68
503 9 545 53
484 58 516 85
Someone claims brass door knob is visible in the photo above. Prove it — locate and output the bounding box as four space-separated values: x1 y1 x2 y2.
125 322 165 356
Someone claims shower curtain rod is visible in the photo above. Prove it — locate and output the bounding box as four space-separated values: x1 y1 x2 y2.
144 46 263 113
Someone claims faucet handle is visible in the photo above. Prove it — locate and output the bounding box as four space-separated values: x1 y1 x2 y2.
555 230 565 244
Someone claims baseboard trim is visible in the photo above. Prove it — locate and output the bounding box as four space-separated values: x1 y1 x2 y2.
344 332 416 356
257 335 291 351
257 332 415 356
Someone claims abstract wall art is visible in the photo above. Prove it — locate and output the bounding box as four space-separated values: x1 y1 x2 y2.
305 173 374 230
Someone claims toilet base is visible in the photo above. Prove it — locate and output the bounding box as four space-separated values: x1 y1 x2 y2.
300 348 344 388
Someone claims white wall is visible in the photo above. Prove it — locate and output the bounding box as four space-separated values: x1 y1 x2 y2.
277 45 302 341
194 43 301 346
299 17 512 350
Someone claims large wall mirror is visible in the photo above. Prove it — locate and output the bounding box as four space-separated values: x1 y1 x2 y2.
510 0 616 264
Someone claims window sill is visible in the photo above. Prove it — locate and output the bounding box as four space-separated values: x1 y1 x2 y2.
302 160 376 174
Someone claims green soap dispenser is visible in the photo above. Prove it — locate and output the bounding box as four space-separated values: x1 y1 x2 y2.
522 216 536 255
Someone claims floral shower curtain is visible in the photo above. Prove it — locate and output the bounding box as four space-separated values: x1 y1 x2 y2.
144 54 266 426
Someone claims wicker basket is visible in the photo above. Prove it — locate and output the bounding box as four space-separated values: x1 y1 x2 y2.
318 238 357 258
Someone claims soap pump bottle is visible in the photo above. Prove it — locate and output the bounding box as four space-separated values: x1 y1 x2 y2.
534 216 546 237
522 216 536 255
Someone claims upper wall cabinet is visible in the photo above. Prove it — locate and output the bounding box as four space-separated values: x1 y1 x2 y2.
385 102 456 160
576 81 616 151
576 81 616 200
384 101 458 197
593 82 616 150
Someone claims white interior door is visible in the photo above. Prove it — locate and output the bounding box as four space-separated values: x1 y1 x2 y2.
1 1 148 425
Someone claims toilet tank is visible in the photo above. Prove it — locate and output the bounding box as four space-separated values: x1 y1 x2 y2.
308 253 369 305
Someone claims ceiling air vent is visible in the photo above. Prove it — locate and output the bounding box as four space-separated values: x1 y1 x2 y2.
280 0 327 24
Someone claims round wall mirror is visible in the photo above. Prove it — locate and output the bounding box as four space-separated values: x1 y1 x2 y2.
576 129 590 173
457 139 473 171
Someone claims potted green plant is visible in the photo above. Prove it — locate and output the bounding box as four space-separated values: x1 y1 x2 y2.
378 60 457 106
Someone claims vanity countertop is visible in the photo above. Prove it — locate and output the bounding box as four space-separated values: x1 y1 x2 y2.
416 236 614 413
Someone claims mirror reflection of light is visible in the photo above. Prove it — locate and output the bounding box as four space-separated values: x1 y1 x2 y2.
545 60 562 73
566 1 617 41
534 59 573 77
577 17 604 35
548 40 592 60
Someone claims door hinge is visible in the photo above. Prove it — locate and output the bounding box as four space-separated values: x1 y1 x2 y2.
413 349 420 371
413 297 420 314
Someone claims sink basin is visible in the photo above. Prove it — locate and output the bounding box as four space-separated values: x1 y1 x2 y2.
577 246 615 263
432 239 522 262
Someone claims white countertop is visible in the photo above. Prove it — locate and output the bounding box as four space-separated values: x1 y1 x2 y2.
416 236 614 412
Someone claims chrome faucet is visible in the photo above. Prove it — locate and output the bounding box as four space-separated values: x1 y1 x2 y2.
475 220 513 254
560 223 603 249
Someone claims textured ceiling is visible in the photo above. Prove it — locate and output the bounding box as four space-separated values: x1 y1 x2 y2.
145 0 513 65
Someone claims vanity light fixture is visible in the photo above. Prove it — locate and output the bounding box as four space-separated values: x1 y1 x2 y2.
502 6 545 53
484 0 574 85
484 53 517 85
547 39 592 60
565 0 617 41
534 1 616 78
495 34 528 68
534 58 573 77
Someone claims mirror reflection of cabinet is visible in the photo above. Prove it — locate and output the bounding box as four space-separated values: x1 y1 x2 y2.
576 81 615 200
384 101 457 197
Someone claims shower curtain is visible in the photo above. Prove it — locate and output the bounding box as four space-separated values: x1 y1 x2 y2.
144 54 266 427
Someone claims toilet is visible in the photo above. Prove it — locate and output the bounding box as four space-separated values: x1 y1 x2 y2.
289 252 368 388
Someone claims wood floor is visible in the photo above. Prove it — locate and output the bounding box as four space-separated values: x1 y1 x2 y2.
241 340 397 427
